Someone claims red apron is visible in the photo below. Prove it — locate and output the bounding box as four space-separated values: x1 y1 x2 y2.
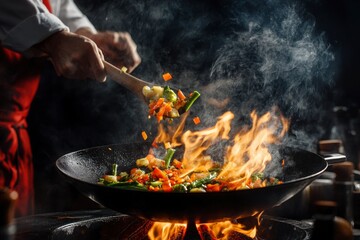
0 0 51 217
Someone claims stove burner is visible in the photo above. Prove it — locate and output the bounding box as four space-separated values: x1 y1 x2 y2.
51 215 312 240
52 215 152 240
14 209 312 240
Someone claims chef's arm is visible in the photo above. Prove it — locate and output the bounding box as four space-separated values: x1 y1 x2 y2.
0 0 106 82
0 0 68 52
51 0 97 34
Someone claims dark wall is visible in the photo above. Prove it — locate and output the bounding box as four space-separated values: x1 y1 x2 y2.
304 0 360 108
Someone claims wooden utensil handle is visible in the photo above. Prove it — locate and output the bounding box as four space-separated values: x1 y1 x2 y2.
103 61 150 99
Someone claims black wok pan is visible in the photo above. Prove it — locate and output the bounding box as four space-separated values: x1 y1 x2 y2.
56 142 345 223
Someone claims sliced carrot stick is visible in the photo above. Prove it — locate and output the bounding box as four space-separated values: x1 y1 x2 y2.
141 131 148 140
177 89 186 101
152 140 159 148
153 98 165 110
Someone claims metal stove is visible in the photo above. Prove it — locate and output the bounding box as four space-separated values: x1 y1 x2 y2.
14 209 313 240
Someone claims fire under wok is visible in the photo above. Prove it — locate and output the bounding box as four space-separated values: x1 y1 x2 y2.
56 142 345 223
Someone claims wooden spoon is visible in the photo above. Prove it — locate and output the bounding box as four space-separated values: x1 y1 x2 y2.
103 60 151 101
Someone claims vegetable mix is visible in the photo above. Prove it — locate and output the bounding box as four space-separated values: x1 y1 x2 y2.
98 148 283 193
142 85 200 122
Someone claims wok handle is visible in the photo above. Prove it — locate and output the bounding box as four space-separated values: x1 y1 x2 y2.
322 153 360 180
321 153 347 165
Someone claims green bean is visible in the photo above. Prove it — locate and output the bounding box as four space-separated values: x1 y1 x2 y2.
164 148 176 168
190 171 217 189
112 163 118 176
107 181 147 191
179 91 201 114
172 184 188 192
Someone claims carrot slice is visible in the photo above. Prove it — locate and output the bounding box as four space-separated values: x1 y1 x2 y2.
193 116 201 125
156 106 166 122
152 167 167 180
162 73 172 81
153 98 165 110
152 140 159 148
177 89 186 101
141 131 148 140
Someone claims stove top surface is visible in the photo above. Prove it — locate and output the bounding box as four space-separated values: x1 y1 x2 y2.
14 209 315 240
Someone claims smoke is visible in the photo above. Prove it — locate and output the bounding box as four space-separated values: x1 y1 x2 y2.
197 1 335 150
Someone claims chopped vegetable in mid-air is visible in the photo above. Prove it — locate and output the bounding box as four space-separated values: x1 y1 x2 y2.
121 66 128 73
193 116 201 125
162 73 172 81
141 131 148 140
142 85 200 122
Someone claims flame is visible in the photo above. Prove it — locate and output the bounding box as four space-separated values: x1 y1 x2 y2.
148 212 263 240
154 112 189 149
148 222 186 240
201 221 256 239
149 108 289 239
201 212 263 239
181 111 233 170
155 108 288 189
218 109 289 189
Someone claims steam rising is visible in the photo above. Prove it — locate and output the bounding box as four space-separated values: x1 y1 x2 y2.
198 2 334 150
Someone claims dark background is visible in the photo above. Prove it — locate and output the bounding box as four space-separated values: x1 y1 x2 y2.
27 0 360 213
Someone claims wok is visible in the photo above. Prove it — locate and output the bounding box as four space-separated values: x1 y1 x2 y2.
56 142 345 223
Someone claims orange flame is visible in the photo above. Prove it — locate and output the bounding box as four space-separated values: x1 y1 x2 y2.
155 112 189 148
201 221 256 239
218 109 289 189
180 111 233 170
201 212 263 239
148 222 186 240
149 109 289 239
148 212 263 240
155 109 288 187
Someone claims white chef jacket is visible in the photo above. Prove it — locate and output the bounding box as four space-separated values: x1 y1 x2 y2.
0 0 96 52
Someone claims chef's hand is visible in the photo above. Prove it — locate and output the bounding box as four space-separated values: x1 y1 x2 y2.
75 28 141 73
36 30 107 82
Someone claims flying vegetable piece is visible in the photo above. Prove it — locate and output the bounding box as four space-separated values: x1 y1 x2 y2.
162 73 172 81
141 131 148 140
193 116 201 125
178 91 201 114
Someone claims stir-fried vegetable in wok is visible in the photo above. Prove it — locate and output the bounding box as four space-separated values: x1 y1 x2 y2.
98 148 283 192
142 85 200 122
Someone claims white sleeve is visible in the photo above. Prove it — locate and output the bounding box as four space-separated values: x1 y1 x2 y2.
0 0 69 52
51 0 97 33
